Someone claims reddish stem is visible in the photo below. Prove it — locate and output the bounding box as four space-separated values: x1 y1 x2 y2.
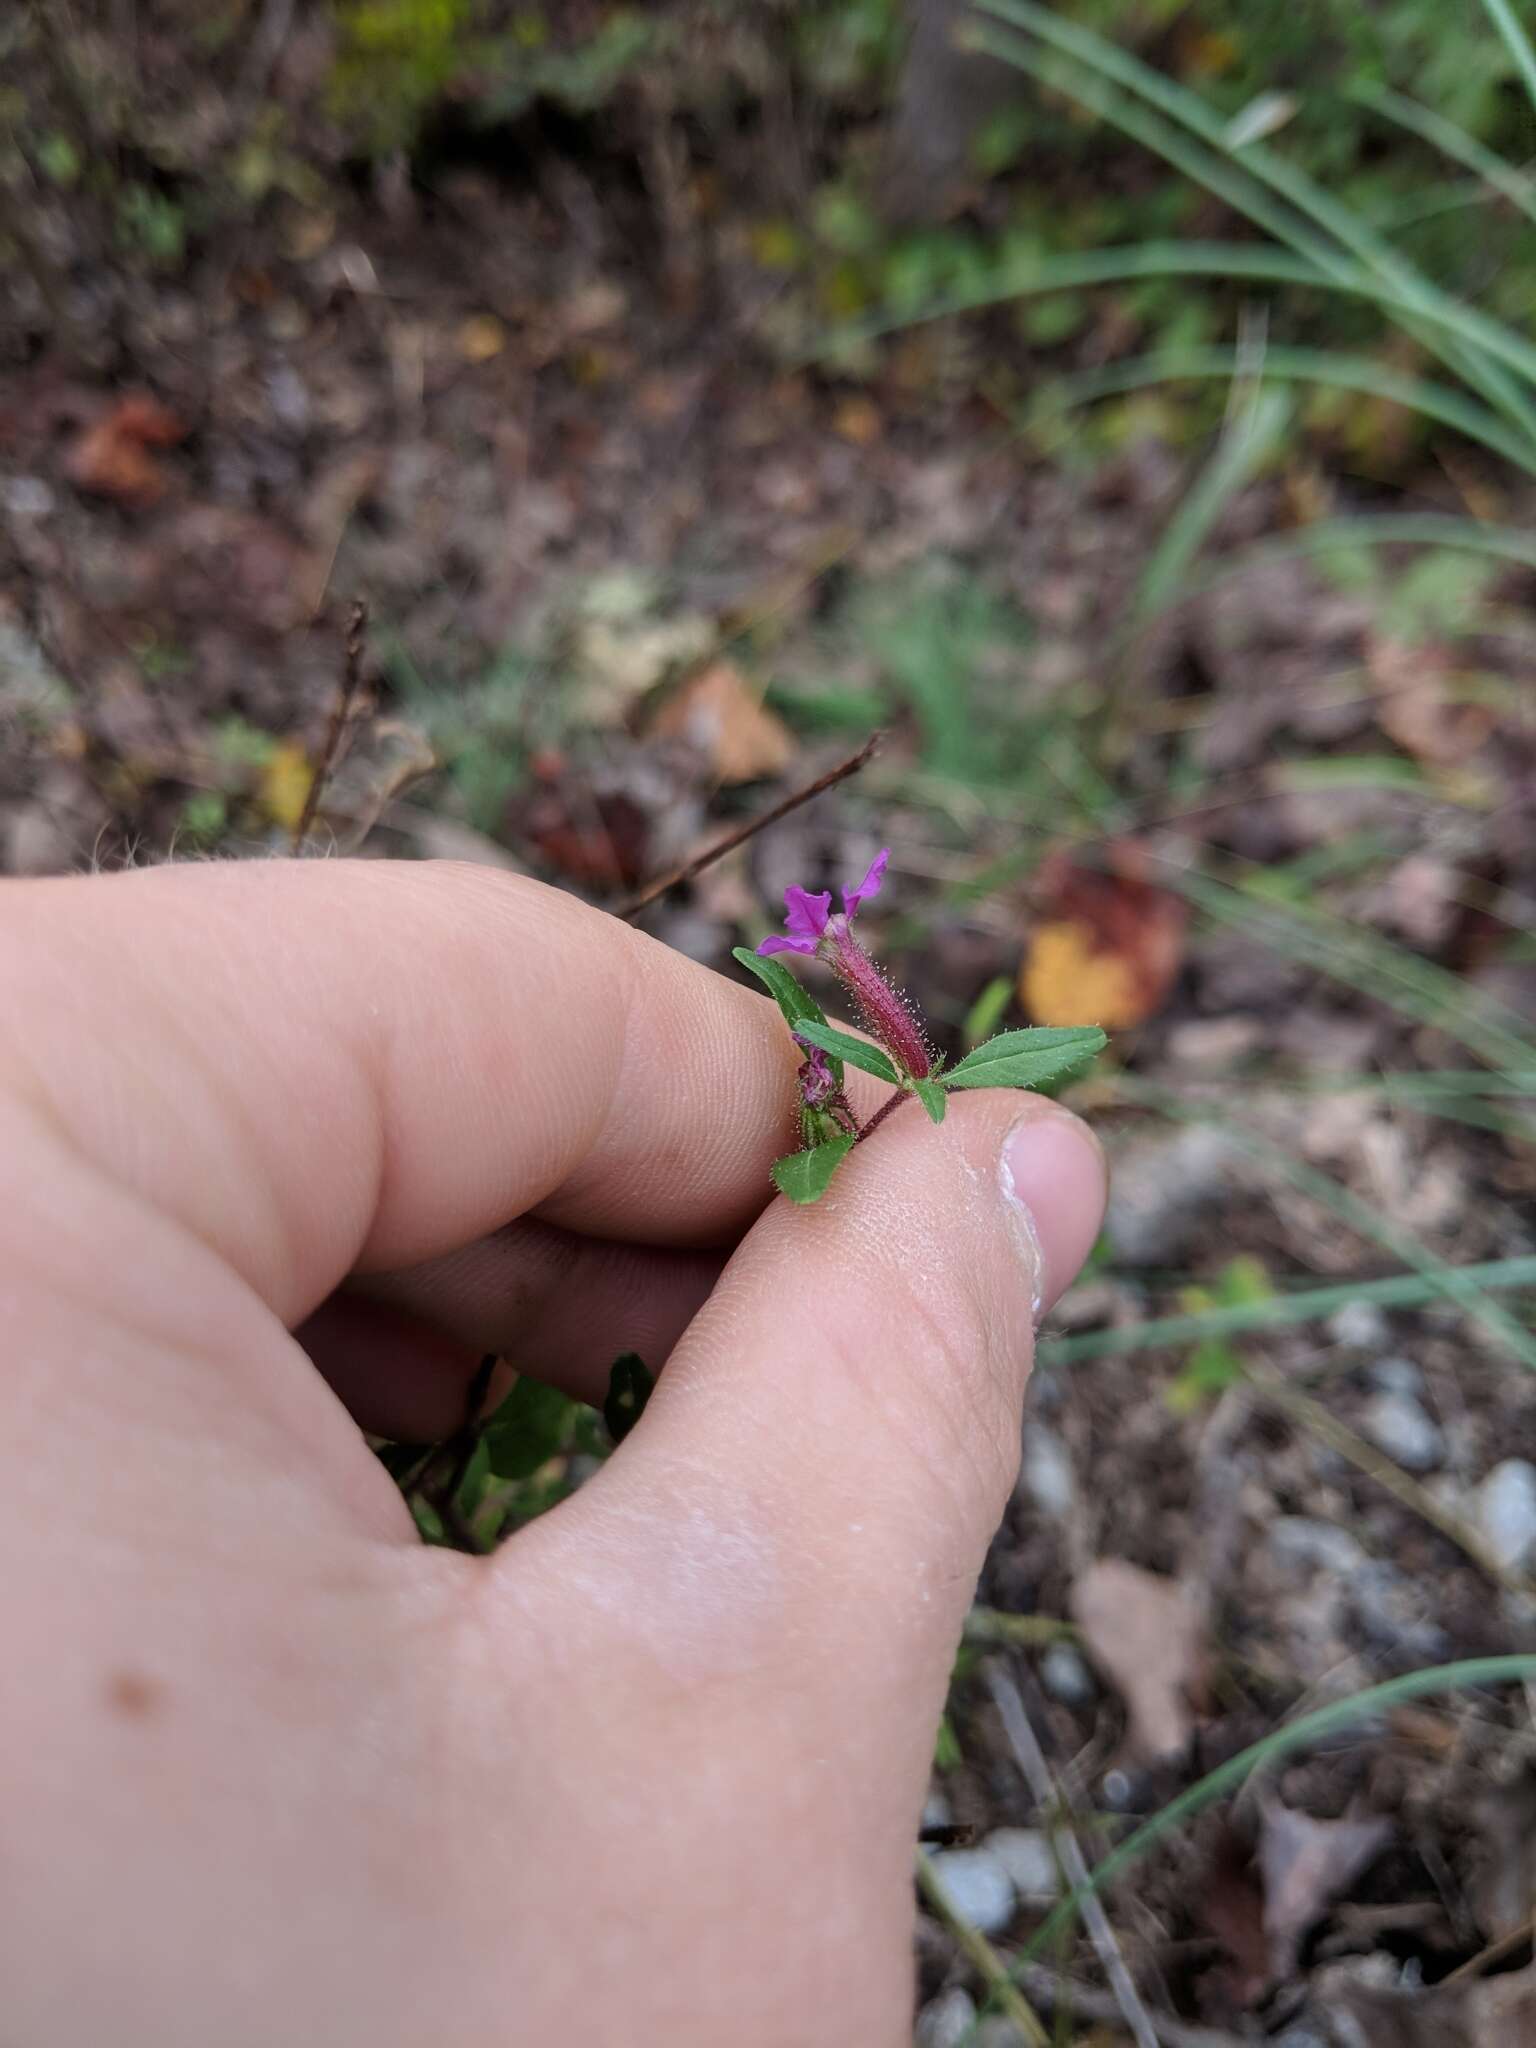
855 1090 911 1145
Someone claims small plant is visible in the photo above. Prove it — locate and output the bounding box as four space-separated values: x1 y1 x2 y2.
739 848 1105 1204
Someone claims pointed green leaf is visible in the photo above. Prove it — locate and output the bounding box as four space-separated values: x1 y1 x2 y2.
771 1133 857 1204
944 1026 1107 1092
733 946 828 1032
603 1351 654 1445
733 946 844 1085
912 1078 948 1124
791 1017 900 1084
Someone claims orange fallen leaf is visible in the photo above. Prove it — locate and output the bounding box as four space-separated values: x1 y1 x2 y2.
65 392 187 507
1020 847 1187 1029
650 660 794 784
831 395 882 446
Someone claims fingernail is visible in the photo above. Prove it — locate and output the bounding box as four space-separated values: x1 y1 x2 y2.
1000 1111 1108 1318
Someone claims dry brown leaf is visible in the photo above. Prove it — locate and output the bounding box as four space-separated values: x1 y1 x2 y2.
649 660 794 784
1020 846 1186 1029
65 392 187 507
1368 634 1494 766
831 395 883 445
1257 1797 1393 1981
1069 1558 1205 1763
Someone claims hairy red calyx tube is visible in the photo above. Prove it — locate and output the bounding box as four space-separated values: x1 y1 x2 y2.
757 848 934 1081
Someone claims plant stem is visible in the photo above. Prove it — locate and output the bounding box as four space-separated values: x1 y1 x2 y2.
854 1089 911 1144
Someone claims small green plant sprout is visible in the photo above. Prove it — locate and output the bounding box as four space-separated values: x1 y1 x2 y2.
736 849 1106 1204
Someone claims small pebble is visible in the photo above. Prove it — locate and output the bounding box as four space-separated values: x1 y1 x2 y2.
1270 1515 1367 1577
1040 1641 1095 1705
915 1988 976 2048
922 1789 953 1832
1360 1389 1445 1472
925 1848 1015 1936
1477 1459 1536 1575
1367 1354 1423 1397
1326 1299 1389 1350
1019 1424 1075 1520
984 1828 1060 1899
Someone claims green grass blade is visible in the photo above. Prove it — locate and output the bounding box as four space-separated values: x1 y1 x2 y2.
1036 1255 1536 1367
814 242 1347 359
1114 1076 1536 1372
972 2 1536 452
1001 1656 1536 1982
1020 346 1529 471
1165 863 1536 1073
1351 78 1536 228
1181 512 1536 600
1132 384 1291 621
1479 0 1536 120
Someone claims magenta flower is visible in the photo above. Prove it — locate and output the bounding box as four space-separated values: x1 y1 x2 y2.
759 848 932 1080
757 849 889 959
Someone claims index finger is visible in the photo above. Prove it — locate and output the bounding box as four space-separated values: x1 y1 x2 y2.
0 859 842 1323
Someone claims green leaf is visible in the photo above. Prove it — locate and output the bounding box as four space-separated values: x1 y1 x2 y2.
603 1352 654 1446
732 946 828 1033
481 1375 577 1480
944 1026 1106 1092
771 1134 857 1204
792 1017 900 1084
912 1078 948 1124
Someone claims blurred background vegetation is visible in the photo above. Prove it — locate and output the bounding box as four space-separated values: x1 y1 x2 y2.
4 4 1536 2043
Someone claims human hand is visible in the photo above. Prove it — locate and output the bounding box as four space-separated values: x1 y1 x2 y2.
0 859 1105 2046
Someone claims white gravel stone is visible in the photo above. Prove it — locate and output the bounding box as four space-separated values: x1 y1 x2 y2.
1040 1641 1096 1705
1477 1459 1536 1575
926 1848 1015 1936
1368 1355 1423 1397
1270 1515 1367 1576
915 1988 977 2048
984 1828 1060 1899
1326 1299 1390 1350
1019 1424 1075 1520
1361 1389 1445 1472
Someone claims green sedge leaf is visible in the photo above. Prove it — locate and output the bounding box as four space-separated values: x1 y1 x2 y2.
771 1133 857 1204
912 1077 948 1124
791 1017 900 1084
482 1374 577 1480
603 1351 655 1446
943 1025 1106 1092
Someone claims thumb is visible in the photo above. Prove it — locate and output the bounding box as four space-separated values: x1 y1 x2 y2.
503 1088 1104 1786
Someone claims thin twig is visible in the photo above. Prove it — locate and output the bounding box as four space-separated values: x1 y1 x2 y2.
985 1662 1163 2048
292 599 368 851
915 1849 1050 2048
616 731 883 919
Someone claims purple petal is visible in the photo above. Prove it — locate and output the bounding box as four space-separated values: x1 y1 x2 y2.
756 934 820 956
782 885 833 943
842 847 890 918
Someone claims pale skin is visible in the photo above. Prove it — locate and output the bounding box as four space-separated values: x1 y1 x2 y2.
0 859 1106 2046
